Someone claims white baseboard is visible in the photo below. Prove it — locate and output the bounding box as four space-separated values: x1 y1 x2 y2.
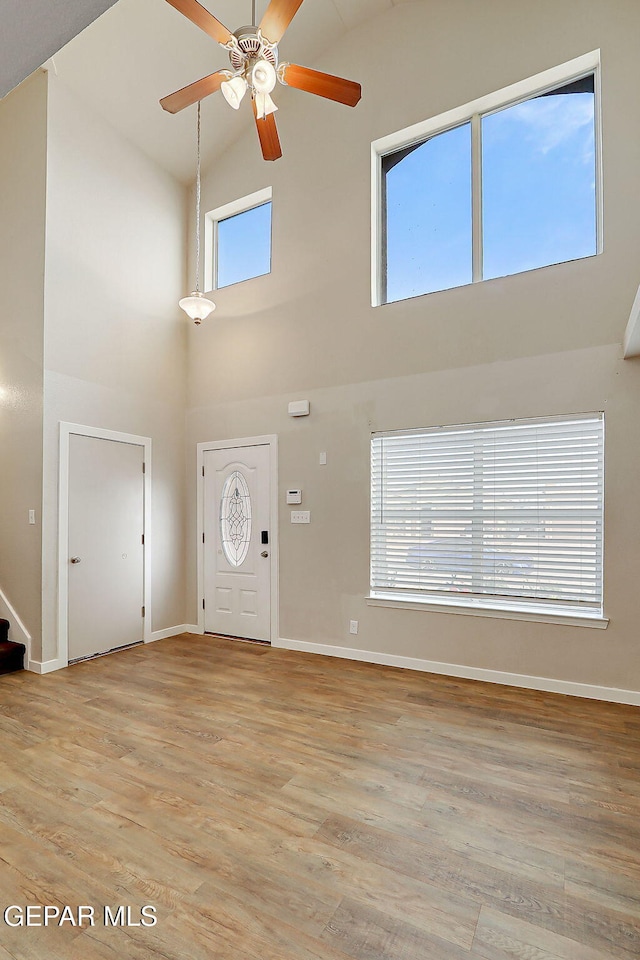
27 658 66 675
27 627 204 674
148 624 199 643
0 587 32 663
273 638 640 706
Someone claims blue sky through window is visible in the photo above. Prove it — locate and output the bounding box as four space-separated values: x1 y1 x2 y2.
217 201 272 289
383 77 596 302
384 123 472 303
482 89 596 279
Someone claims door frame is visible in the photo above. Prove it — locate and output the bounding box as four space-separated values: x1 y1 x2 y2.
58 422 152 667
197 435 279 642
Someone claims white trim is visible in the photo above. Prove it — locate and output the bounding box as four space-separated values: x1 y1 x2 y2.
471 113 483 283
594 57 604 257
371 49 601 306
273 638 640 706
204 186 272 293
366 595 608 629
0 587 32 662
27 658 66 675
149 624 198 642
370 140 383 307
196 435 279 643
57 423 152 669
623 284 640 358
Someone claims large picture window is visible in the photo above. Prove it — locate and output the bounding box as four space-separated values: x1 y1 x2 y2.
372 52 601 305
370 414 605 621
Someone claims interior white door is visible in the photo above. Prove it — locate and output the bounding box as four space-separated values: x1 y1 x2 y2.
68 434 145 661
203 444 271 641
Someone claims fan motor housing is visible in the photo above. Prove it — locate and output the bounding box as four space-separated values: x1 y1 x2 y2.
230 26 278 71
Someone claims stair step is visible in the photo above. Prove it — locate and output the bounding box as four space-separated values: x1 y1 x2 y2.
0 629 25 675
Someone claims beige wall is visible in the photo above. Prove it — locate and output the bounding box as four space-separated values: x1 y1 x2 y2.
0 72 47 652
3 1 639 690
40 76 188 662
187 0 640 691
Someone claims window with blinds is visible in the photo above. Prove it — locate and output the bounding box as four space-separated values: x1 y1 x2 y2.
370 414 604 616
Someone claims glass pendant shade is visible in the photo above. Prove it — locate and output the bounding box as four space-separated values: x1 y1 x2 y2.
179 291 216 324
251 59 277 94
221 75 248 110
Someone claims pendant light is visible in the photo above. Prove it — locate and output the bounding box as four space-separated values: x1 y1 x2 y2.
179 101 216 324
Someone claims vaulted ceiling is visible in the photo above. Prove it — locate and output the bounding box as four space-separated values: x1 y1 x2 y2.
44 0 406 182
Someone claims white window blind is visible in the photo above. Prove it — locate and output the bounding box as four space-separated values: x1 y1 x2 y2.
371 415 604 615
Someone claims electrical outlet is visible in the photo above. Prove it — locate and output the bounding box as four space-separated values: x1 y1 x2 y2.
349 620 359 635
291 511 311 524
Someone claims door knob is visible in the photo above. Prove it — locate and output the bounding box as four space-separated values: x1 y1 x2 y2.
70 557 82 564
261 550 269 558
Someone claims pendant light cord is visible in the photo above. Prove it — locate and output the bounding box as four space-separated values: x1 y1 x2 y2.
195 100 202 294
252 1 256 25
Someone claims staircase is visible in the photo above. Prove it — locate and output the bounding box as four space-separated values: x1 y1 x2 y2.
0 619 25 675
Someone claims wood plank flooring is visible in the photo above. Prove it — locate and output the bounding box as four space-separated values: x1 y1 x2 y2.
0 633 639 960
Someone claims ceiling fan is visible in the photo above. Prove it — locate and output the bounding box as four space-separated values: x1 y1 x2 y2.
160 0 362 161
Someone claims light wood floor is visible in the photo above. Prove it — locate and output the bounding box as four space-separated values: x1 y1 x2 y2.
1 634 639 960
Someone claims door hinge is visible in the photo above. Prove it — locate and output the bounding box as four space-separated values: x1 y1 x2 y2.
202 465 205 477
202 532 205 544
141 605 145 618
141 533 145 545
202 598 205 610
142 462 146 474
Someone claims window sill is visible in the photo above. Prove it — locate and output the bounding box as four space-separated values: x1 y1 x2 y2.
366 594 608 629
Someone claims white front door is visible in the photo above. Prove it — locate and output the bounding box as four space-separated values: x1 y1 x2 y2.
203 444 271 641
68 434 145 661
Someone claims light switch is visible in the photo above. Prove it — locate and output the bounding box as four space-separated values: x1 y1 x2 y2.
319 452 327 465
28 510 36 525
291 511 310 524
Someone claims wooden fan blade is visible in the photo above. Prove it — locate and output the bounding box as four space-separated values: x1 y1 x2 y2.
165 0 233 45
253 101 283 161
259 0 305 44
280 63 361 107
160 71 229 113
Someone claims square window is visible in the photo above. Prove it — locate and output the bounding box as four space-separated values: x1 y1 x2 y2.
206 188 272 291
372 52 601 305
370 414 604 619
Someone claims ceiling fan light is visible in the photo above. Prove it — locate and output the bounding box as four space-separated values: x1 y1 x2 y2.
251 59 277 95
221 75 248 110
179 291 216 325
254 91 278 120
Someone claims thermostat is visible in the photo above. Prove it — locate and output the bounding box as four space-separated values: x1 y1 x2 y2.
288 399 310 417
286 489 302 504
